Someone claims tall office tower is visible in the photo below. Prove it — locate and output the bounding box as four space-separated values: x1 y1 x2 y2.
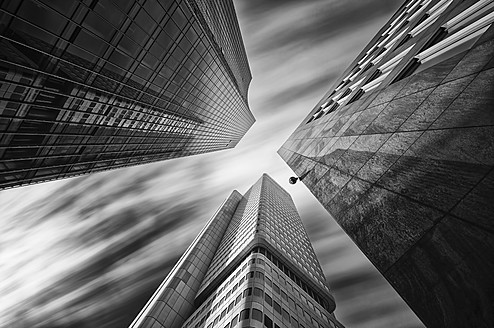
278 0 494 327
130 174 344 328
0 0 254 190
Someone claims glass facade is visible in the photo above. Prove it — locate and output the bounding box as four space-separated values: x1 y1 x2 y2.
131 174 344 328
0 0 254 189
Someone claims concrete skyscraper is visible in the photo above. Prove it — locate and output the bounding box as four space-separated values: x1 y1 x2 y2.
0 0 254 190
279 0 493 327
130 174 344 328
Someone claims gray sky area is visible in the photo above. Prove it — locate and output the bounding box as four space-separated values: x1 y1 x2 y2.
0 1 425 327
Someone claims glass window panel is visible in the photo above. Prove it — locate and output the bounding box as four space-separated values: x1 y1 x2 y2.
44 0 78 16
18 1 65 34
108 49 132 70
118 34 140 57
265 293 272 306
231 315 238 327
95 0 125 27
143 0 166 23
252 309 263 322
274 301 281 314
143 52 159 70
75 29 107 56
11 18 57 49
240 309 250 320
264 315 273 328
166 20 180 40
172 6 187 28
127 22 148 46
135 8 156 32
83 11 114 41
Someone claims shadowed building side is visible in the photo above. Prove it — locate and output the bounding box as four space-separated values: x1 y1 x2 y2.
279 0 494 327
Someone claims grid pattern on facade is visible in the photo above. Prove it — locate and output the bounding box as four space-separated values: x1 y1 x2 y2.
306 0 493 123
278 0 494 327
192 0 251 100
198 176 262 293
259 174 328 288
0 0 254 189
132 174 343 328
181 253 340 328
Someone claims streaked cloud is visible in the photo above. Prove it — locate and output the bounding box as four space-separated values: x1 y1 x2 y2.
0 1 425 328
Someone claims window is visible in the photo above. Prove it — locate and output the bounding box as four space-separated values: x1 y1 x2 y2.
266 277 272 287
274 301 281 314
265 293 273 306
264 315 273 328
228 301 234 312
243 288 252 298
240 309 250 320
281 291 288 301
235 293 242 305
254 287 263 298
273 284 280 294
252 309 263 322
231 315 239 327
282 310 291 322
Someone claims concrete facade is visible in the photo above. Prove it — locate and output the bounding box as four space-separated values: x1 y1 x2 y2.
131 174 343 328
279 0 494 327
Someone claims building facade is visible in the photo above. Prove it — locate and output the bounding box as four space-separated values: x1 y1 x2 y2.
0 0 254 190
130 174 344 328
278 0 494 327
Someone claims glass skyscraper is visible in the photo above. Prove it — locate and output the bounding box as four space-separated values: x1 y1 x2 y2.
0 0 254 190
130 174 344 328
279 0 494 327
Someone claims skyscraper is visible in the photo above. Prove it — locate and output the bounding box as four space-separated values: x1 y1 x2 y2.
0 0 254 190
279 0 494 327
130 174 344 328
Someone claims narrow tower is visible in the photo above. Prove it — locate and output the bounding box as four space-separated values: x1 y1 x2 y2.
131 174 343 328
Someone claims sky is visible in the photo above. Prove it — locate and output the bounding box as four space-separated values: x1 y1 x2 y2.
0 1 426 327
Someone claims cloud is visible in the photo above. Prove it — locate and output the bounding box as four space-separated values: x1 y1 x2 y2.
0 0 424 327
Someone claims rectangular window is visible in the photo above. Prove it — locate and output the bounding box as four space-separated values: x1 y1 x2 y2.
282 310 290 322
265 293 273 306
243 288 252 298
281 291 288 301
266 277 272 287
231 315 238 327
240 309 250 320
252 309 263 322
273 284 280 294
274 301 281 314
264 315 273 328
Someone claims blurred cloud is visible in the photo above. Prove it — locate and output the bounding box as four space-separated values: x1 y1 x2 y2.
0 1 425 328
